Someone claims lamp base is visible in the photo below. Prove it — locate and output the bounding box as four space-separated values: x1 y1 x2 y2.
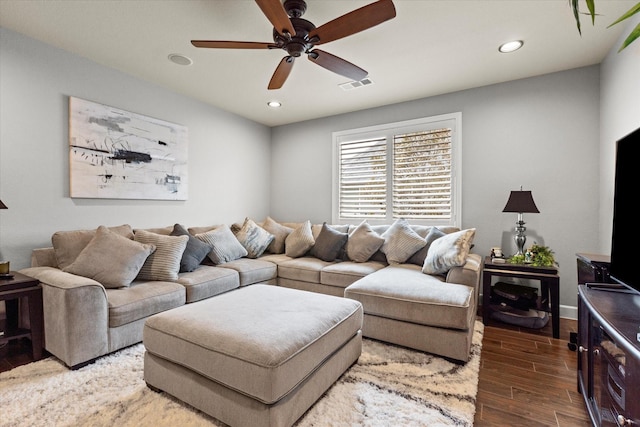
514 219 527 256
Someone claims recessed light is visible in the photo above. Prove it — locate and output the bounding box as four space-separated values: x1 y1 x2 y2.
168 54 193 66
498 40 523 53
267 101 282 108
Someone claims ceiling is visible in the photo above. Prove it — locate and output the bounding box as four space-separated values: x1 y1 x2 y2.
0 0 635 127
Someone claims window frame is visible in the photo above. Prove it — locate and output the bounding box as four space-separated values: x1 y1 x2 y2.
331 112 462 227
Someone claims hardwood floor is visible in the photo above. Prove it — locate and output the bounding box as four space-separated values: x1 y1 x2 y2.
1 316 590 426
475 315 590 427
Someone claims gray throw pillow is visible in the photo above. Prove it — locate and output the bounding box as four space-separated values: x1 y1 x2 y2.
309 223 348 262
171 224 212 272
407 227 447 266
63 225 155 288
196 225 248 264
380 218 427 264
285 220 315 258
422 228 476 275
134 229 189 281
235 218 275 259
346 220 385 263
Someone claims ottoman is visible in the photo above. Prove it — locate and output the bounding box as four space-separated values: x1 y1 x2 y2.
143 284 363 427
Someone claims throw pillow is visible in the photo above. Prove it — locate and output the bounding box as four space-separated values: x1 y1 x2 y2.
196 225 248 264
422 228 476 275
285 220 315 258
170 224 211 272
134 229 189 281
380 218 427 264
52 224 134 270
309 223 348 262
63 225 155 288
235 218 275 258
346 220 385 263
407 227 447 266
261 216 293 254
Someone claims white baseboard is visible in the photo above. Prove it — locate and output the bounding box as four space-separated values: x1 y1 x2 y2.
560 304 577 320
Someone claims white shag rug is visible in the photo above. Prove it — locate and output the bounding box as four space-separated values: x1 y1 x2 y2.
1 321 483 427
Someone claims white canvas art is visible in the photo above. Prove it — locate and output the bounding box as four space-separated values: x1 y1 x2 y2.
69 97 188 200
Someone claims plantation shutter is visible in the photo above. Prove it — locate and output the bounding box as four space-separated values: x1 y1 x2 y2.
338 137 387 219
392 128 452 220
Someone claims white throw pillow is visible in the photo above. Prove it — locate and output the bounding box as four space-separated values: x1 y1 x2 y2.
422 228 476 275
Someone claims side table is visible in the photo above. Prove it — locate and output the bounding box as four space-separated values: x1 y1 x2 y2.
482 257 561 339
0 271 44 360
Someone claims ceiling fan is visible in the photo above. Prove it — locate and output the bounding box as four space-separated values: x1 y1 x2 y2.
191 0 396 90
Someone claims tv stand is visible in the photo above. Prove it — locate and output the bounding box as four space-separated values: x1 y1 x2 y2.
585 282 633 293
578 285 640 426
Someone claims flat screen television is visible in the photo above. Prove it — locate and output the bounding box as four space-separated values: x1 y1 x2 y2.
609 126 640 294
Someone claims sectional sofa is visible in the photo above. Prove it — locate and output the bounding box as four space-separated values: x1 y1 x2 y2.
19 217 481 369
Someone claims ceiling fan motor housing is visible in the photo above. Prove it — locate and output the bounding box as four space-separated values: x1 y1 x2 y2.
273 17 316 57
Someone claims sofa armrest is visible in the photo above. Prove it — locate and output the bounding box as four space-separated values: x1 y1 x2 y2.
19 266 109 368
445 253 482 290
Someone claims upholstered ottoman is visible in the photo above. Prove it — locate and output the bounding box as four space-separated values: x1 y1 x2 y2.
143 284 363 427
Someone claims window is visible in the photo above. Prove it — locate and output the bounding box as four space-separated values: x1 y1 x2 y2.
332 113 461 227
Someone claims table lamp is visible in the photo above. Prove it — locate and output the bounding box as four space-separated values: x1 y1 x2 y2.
502 188 539 256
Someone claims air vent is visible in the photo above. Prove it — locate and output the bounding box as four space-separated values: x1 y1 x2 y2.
339 78 374 91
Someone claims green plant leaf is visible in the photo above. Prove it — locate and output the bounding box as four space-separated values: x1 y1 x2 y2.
618 22 640 51
607 2 640 28
586 0 596 24
571 0 582 34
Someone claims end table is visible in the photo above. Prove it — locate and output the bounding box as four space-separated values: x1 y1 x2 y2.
482 257 561 339
0 271 44 360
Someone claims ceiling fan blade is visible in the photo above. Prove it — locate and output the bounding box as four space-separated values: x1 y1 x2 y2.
308 50 368 81
191 40 274 49
309 0 396 45
255 0 296 36
268 56 295 90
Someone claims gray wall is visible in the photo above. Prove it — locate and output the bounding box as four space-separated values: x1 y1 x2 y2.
271 66 602 316
0 28 272 270
598 15 640 255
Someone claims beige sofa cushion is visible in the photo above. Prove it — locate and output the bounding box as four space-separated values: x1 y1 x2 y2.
320 261 387 288
63 226 155 288
278 257 334 283
285 220 315 257
52 224 134 269
345 264 474 330
261 217 293 254
345 220 385 263
107 280 185 327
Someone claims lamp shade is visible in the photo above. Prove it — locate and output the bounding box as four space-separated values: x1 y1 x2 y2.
502 191 539 213
0 199 7 209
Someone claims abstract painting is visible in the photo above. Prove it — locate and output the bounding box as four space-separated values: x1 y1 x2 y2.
69 97 188 200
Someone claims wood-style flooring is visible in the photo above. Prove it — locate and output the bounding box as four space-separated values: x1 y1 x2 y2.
2 316 590 426
475 316 590 426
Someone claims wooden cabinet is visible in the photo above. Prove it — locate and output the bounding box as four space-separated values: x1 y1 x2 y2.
578 284 640 426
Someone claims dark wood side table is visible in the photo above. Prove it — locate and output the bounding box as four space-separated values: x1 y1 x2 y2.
0 271 44 360
482 257 561 339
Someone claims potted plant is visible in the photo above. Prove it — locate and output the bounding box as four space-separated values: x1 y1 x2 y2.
509 244 557 267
